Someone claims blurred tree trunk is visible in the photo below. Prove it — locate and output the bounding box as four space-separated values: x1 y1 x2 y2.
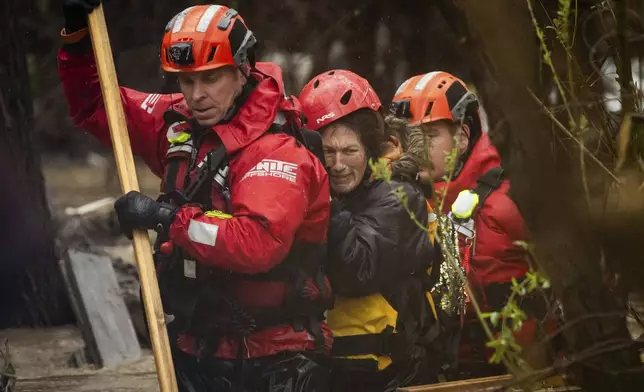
437 0 644 390
0 0 73 328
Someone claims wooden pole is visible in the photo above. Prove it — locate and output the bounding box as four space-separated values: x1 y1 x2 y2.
86 5 178 392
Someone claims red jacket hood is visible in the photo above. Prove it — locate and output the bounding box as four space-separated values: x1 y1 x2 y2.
434 133 502 213
167 62 289 154
216 62 286 153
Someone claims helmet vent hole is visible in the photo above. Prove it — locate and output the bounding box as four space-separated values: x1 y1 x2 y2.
340 90 352 105
207 46 218 63
313 80 320 88
425 102 434 117
328 71 335 75
438 81 447 89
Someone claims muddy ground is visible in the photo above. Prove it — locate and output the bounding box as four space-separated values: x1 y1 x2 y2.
2 327 159 392
44 154 160 208
1 156 162 392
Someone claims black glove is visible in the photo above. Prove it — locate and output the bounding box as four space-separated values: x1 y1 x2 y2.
114 191 177 239
63 0 102 33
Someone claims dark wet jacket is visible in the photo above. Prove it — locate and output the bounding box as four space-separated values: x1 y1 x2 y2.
326 173 438 391
327 176 434 296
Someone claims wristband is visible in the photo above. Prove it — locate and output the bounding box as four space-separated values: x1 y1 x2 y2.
61 27 89 45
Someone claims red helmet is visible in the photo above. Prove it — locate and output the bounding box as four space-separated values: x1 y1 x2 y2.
160 5 256 74
299 70 382 131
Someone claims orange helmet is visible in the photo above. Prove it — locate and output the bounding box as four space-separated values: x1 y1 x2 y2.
391 71 480 129
160 5 256 74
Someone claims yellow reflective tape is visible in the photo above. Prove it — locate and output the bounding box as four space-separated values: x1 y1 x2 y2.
204 210 232 219
168 131 191 145
451 190 479 220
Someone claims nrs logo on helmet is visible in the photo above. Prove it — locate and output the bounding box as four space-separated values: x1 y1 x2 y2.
316 112 336 124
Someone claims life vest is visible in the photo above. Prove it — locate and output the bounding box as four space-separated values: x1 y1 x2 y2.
327 180 442 372
449 167 504 268
440 167 557 377
422 167 505 376
450 166 504 305
154 107 332 358
429 166 504 319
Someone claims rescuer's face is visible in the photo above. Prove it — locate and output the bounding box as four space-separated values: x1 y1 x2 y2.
418 120 469 182
178 66 245 127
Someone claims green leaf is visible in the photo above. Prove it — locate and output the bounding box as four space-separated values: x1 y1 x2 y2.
490 312 500 327
488 351 503 364
511 277 520 293
368 158 392 183
486 339 503 349
510 339 523 353
513 240 531 250
526 275 538 293
511 308 528 322
512 319 524 332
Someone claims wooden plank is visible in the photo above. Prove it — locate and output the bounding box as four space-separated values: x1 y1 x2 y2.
61 249 142 369
397 375 513 392
397 375 581 392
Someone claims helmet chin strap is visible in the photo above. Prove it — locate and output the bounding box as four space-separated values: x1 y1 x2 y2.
451 158 465 180
450 114 481 179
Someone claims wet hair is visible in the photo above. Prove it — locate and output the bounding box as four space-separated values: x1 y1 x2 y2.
323 108 385 158
384 115 429 178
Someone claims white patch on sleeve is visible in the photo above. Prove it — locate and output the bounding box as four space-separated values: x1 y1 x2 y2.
240 159 298 183
187 219 219 247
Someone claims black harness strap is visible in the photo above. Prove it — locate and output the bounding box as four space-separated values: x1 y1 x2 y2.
267 122 326 166
299 128 325 165
470 166 504 208
163 160 182 194
183 146 228 202
330 326 396 357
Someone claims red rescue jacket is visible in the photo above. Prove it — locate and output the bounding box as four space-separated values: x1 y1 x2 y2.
58 49 332 359
433 134 528 308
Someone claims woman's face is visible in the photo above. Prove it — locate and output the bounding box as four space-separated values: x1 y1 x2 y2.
321 123 368 195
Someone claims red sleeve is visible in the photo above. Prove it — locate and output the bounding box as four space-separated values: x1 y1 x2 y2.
57 48 180 177
168 136 321 274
